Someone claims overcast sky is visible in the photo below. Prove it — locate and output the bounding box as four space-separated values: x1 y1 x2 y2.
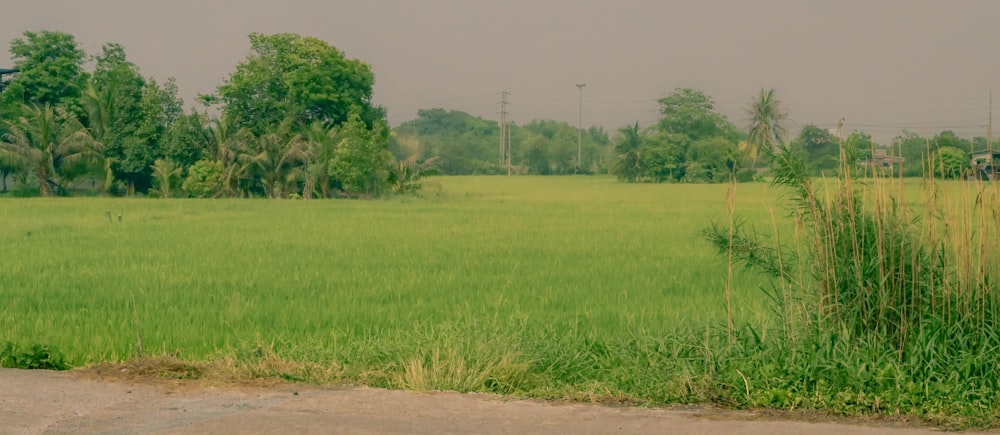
3 0 998 142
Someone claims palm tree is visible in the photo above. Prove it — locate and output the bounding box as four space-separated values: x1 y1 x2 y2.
301 121 338 199
613 123 644 182
81 83 113 141
0 104 101 196
207 115 252 197
746 88 787 167
81 83 117 194
150 158 181 198
248 131 308 199
387 157 439 195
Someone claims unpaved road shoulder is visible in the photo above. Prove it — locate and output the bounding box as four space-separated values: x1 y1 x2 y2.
0 368 969 434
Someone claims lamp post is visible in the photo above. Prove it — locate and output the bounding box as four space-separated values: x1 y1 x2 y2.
576 83 586 172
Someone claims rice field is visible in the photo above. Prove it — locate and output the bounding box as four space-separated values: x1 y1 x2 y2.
6 174 1000 427
2 176 776 358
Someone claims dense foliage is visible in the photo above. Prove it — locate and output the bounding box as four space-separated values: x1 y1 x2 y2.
610 88 748 183
207 33 384 136
0 30 87 118
0 31 395 198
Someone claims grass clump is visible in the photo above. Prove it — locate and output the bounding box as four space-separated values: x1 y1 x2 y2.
0 342 69 370
703 143 1000 428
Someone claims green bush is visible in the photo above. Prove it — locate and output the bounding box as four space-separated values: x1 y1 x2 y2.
182 159 223 198
0 342 69 370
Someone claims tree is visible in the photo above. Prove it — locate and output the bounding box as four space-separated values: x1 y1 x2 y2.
519 119 588 174
642 131 689 182
393 108 502 175
182 159 223 198
149 158 182 198
300 121 338 199
81 83 114 143
684 137 738 182
0 104 100 196
520 134 553 175
83 43 147 193
330 114 391 196
746 88 787 166
161 111 210 170
791 124 839 173
932 130 971 154
206 115 252 197
210 33 382 136
587 125 614 173
1 31 87 118
117 77 183 194
247 130 308 199
934 146 969 179
387 159 437 195
895 130 929 177
81 43 185 195
613 123 643 182
632 88 741 184
392 109 611 175
656 88 734 142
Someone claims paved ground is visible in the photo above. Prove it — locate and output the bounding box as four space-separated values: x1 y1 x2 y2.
0 368 980 434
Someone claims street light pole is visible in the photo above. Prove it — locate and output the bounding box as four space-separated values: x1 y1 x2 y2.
576 83 586 173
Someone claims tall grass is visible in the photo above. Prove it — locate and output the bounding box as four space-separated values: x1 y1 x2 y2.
705 144 1000 428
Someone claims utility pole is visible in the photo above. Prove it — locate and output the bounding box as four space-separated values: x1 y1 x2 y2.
576 84 586 173
499 90 509 168
989 89 993 152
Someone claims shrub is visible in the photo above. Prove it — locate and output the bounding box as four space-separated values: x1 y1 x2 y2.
0 342 69 370
182 159 224 198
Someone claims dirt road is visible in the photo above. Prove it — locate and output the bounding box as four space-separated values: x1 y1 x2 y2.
0 368 974 434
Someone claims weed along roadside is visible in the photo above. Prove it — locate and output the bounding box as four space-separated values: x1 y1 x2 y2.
704 144 1000 430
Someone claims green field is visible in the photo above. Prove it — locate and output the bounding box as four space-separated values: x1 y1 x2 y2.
5 175 1000 428
1 177 773 389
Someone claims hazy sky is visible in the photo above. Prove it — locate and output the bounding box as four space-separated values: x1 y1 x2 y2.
3 0 999 142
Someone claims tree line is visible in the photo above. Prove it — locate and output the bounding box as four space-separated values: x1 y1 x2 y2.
390 108 613 175
395 88 992 184
608 87 996 184
1 30 993 197
0 30 615 197
0 31 399 198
